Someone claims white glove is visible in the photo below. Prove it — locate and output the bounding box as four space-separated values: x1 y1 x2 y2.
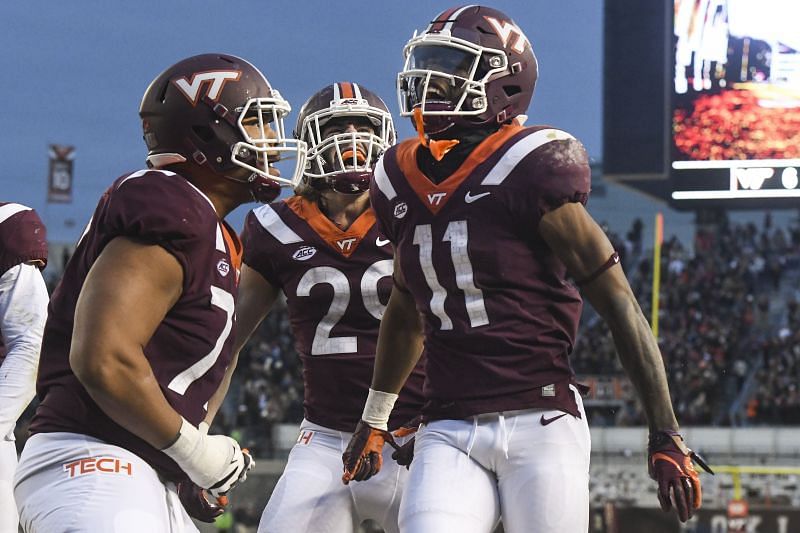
162 418 254 498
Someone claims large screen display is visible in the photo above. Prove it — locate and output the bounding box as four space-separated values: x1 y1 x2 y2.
671 0 800 203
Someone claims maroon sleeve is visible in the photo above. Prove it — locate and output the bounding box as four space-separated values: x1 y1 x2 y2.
521 137 591 227
241 211 280 286
0 208 48 276
103 172 213 289
369 154 397 244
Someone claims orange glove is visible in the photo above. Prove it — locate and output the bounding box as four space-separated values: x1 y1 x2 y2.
648 430 714 522
342 420 397 484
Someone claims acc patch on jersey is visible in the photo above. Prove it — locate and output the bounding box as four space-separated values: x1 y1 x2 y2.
216 259 230 277
292 246 317 261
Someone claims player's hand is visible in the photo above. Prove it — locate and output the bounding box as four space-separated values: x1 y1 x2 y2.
163 418 255 498
390 415 422 468
177 481 224 523
342 420 396 484
648 430 714 522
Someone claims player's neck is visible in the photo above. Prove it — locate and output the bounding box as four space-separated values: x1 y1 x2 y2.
203 190 245 219
170 164 252 219
318 191 369 231
419 124 501 184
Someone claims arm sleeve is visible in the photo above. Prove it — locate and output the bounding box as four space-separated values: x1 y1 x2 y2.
0 263 49 439
241 212 281 286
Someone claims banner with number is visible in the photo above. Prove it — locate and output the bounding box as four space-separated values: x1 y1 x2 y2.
47 144 75 203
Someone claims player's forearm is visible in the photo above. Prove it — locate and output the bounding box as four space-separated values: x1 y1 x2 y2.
600 294 678 431
72 347 182 449
371 288 424 394
203 352 239 426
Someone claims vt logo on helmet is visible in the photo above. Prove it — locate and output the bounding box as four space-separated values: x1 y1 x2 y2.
173 71 241 105
397 5 538 137
139 53 308 202
295 82 396 194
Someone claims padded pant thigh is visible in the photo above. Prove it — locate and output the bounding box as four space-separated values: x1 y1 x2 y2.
0 440 19 533
14 433 197 533
399 423 500 533
258 431 358 533
497 410 590 533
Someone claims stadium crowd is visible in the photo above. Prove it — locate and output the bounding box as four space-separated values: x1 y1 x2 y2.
574 214 800 427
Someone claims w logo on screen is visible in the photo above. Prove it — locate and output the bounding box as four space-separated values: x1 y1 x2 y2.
173 71 241 106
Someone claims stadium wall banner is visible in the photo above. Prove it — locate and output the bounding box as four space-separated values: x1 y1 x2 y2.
602 507 798 533
47 144 74 203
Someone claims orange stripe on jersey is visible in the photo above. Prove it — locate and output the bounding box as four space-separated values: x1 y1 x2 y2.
396 124 525 215
339 82 355 99
220 222 243 273
285 196 376 258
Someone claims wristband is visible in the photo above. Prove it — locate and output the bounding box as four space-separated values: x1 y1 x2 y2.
361 388 398 431
162 417 201 463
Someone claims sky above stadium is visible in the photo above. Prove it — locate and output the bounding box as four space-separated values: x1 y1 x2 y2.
1 1 602 242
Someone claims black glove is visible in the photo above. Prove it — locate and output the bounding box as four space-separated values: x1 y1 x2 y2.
177 481 224 523
390 415 422 468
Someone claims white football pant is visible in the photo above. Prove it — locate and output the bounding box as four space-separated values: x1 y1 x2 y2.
14 432 198 533
0 438 19 533
400 386 591 533
258 419 412 533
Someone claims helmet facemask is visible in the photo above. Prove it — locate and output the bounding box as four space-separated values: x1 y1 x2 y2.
398 34 508 132
231 93 308 190
300 102 395 194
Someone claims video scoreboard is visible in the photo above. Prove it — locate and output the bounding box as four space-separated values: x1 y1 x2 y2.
670 0 800 208
604 0 800 210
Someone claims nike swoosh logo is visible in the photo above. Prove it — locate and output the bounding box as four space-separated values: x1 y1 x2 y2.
376 237 391 247
540 413 568 426
464 191 491 203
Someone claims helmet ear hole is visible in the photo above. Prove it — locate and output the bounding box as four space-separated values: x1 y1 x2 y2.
192 125 216 143
503 85 521 97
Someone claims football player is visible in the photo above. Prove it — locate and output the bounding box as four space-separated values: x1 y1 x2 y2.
13 53 305 532
235 82 425 533
0 203 48 533
342 6 712 532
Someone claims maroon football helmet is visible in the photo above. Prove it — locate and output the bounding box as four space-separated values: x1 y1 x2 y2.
397 5 538 136
139 53 306 202
295 82 395 194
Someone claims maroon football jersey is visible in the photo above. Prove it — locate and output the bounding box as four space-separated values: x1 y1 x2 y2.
30 170 243 482
241 196 425 431
0 202 48 363
370 125 590 419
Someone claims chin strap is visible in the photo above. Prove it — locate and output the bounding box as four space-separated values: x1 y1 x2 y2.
413 108 459 162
